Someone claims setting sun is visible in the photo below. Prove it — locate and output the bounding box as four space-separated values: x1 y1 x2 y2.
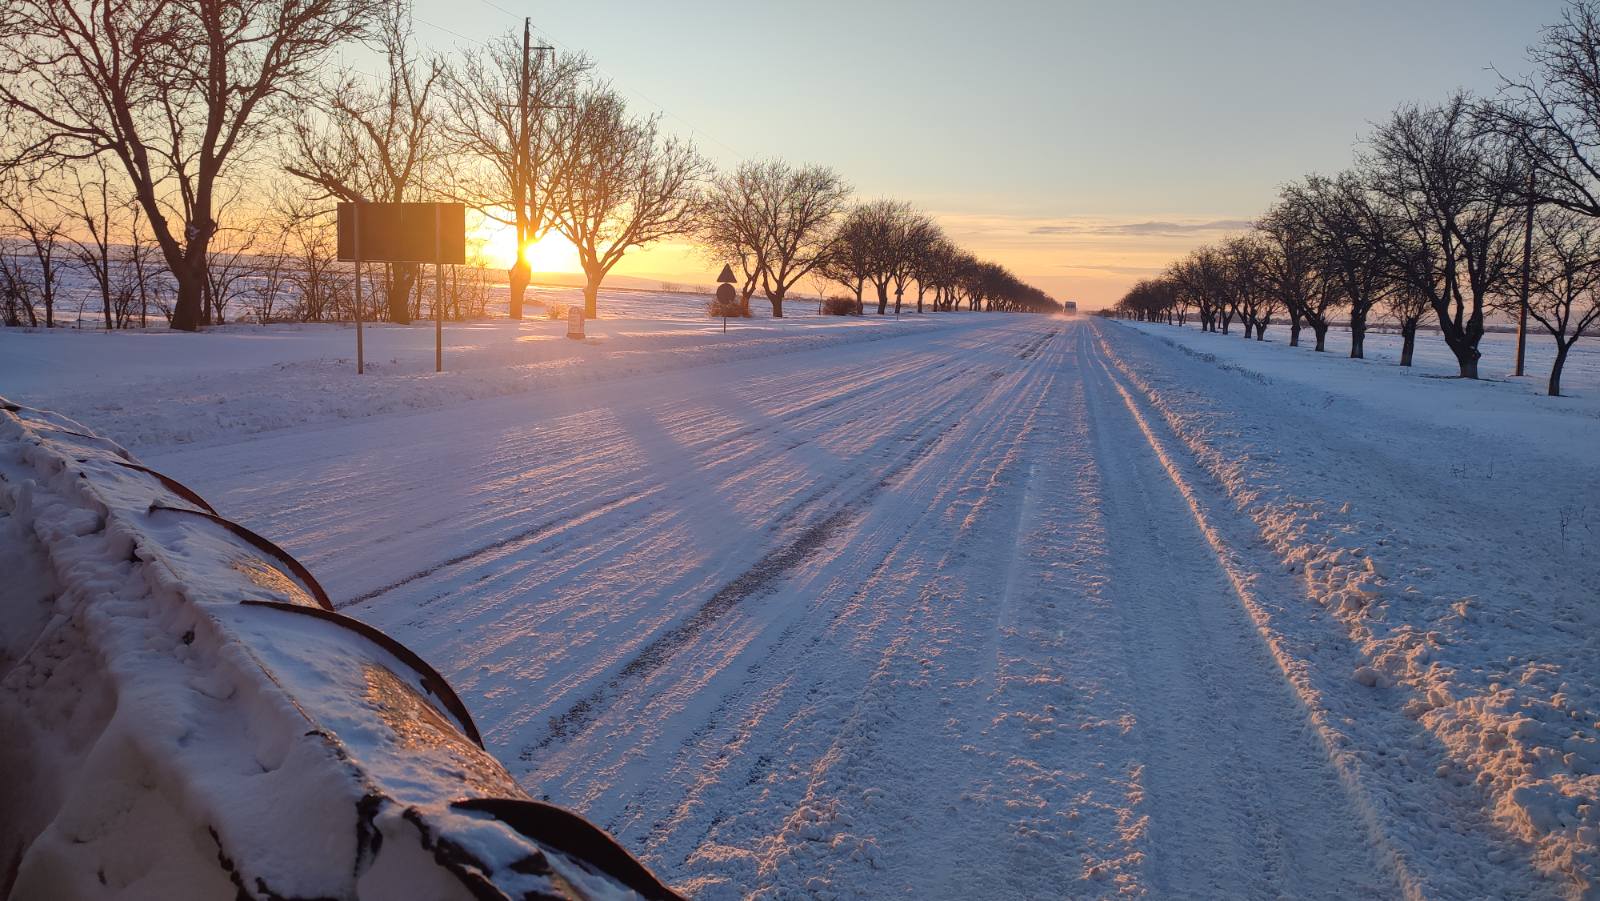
475 214 581 273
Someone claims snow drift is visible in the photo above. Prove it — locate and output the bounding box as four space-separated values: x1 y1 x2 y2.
0 397 681 900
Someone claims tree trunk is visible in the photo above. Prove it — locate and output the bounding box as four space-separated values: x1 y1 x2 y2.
508 258 530 319
769 291 784 319
1349 314 1366 359
584 273 600 318
170 266 207 331
876 282 889 315
1549 342 1569 396
1314 324 1328 352
1399 324 1416 367
1439 323 1482 377
740 280 756 317
1289 320 1301 347
388 264 414 325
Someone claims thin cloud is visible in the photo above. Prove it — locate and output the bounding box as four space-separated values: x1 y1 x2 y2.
1030 219 1254 237
1061 264 1165 277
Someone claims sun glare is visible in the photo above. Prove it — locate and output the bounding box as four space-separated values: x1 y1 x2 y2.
474 215 581 274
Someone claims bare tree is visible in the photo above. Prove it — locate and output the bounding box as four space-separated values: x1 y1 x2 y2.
912 234 959 314
1117 278 1179 322
808 269 833 315
844 199 915 315
247 234 294 325
125 211 166 327
0 168 64 327
204 223 262 326
272 193 348 322
0 0 382 331
700 164 768 316
1504 206 1600 395
824 205 878 314
1223 234 1272 339
756 162 850 318
443 30 590 319
1169 249 1227 332
545 87 706 318
889 214 939 316
1368 95 1525 377
1259 194 1322 347
1275 177 1366 351
1383 268 1434 367
0 244 37 327
55 159 121 329
1489 2 1600 219
285 1 440 324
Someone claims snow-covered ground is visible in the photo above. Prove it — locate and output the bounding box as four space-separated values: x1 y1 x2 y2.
3 306 1596 898
0 287 910 450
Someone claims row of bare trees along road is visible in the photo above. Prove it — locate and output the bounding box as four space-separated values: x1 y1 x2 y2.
1112 1 1600 397
0 0 1062 332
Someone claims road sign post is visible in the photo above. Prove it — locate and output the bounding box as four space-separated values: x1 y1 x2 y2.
434 204 443 373
353 205 364 375
715 263 737 333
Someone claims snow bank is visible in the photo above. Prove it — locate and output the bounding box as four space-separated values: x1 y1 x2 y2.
0 398 680 899
1095 322 1600 895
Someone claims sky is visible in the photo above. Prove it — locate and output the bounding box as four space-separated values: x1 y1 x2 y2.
405 0 1569 308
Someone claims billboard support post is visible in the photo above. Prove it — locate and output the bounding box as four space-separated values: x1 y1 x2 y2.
335 201 466 375
354 203 364 375
434 204 443 373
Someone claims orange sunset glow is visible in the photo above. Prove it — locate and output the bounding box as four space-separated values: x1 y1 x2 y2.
475 216 582 273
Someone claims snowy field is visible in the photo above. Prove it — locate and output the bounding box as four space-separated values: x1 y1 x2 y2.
3 301 1598 898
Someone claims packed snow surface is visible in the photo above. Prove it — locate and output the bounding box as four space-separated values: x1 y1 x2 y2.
3 300 1597 899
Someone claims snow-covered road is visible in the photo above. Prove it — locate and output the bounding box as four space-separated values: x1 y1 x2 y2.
107 314 1592 899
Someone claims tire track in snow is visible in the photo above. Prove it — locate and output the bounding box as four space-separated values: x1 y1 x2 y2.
1078 323 1394 897
346 332 1007 615
520 391 982 755
341 486 661 607
1087 321 1565 899
471 324 1056 762
384 323 1055 775
607 325 1076 896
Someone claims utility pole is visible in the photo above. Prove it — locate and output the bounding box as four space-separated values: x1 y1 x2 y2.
1516 169 1534 377
508 18 532 320
508 19 555 321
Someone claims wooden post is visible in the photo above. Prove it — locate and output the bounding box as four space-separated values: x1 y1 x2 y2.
354 203 364 375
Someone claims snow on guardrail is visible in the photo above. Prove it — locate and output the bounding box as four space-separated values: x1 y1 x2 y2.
0 397 683 900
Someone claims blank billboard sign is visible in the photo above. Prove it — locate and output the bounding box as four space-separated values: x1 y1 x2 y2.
336 202 466 264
